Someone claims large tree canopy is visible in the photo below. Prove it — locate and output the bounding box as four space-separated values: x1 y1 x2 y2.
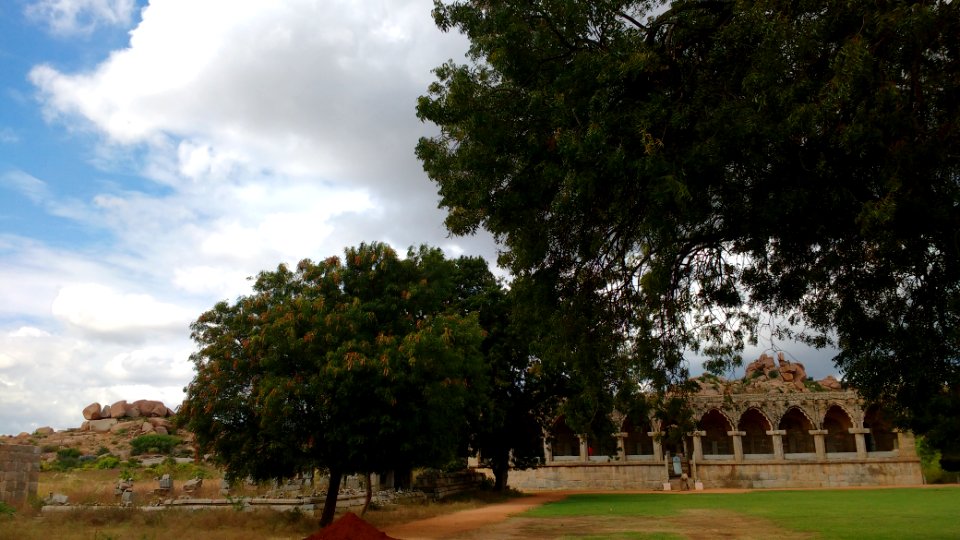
180 243 491 525
417 0 960 452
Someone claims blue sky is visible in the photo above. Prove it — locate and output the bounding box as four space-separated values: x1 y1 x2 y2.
0 0 839 436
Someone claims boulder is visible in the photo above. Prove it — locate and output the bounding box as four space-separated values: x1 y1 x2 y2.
744 353 777 379
819 375 843 391
165 407 176 417
110 400 129 419
80 421 90 432
35 426 54 435
82 402 102 421
101 405 112 418
147 417 172 429
155 426 168 435
110 420 141 434
88 419 118 433
126 406 141 419
134 400 167 418
777 353 808 390
141 422 155 434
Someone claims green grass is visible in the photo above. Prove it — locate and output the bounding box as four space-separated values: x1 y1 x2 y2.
528 488 960 539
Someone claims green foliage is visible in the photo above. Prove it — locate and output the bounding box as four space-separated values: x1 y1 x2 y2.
129 434 182 456
420 0 960 453
0 501 14 518
43 447 85 471
95 456 121 469
95 446 110 456
40 445 58 453
56 447 81 459
180 242 494 525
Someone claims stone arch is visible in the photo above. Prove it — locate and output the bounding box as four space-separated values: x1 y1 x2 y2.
549 417 580 458
699 408 733 456
779 406 815 454
823 405 856 453
622 417 655 456
738 407 773 455
863 404 897 452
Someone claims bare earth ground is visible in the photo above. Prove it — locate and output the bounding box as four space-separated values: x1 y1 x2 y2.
382 490 815 540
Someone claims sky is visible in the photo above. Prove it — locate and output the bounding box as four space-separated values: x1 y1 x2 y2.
0 0 839 436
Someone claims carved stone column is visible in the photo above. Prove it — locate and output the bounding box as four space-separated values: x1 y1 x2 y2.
810 429 828 459
579 436 589 462
766 430 786 460
728 430 746 462
649 431 664 463
616 432 627 461
543 436 554 464
849 428 870 458
691 430 705 461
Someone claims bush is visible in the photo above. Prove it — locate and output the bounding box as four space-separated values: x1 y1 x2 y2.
48 447 84 471
130 434 182 456
0 501 14 517
95 456 121 470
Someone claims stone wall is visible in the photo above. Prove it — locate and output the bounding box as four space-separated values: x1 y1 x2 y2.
0 444 40 506
488 455 921 491
695 457 922 489
490 462 668 491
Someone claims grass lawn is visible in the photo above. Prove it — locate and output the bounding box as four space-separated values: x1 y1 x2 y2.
525 488 960 539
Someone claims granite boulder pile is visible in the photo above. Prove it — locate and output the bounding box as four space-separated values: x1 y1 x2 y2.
80 400 176 435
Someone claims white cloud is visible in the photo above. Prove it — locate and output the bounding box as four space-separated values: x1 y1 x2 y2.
2 170 51 204
51 282 194 336
25 0 136 36
0 0 503 436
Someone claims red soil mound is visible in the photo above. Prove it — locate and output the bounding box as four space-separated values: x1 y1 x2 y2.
303 512 399 540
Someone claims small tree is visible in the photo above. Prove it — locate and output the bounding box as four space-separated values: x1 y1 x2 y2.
180 243 490 526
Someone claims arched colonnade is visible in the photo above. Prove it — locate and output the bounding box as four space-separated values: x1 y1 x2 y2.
544 391 904 465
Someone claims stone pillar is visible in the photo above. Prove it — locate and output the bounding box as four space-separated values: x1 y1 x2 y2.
849 428 870 458
616 432 627 461
766 429 786 460
691 430 705 461
649 432 664 463
579 436 589 462
810 429 828 459
543 436 554 464
0 444 40 505
728 430 746 462
895 430 917 456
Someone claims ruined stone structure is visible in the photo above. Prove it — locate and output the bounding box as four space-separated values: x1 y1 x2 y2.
499 354 923 491
0 444 40 505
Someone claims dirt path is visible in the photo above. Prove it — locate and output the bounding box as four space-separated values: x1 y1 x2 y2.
382 492 568 540
381 490 827 540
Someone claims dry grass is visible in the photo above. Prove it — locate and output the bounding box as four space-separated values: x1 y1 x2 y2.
0 467 516 540
0 507 319 540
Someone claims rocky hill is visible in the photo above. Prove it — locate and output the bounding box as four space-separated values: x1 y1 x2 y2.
0 399 191 462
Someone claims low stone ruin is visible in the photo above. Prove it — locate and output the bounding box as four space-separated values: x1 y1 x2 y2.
79 400 176 435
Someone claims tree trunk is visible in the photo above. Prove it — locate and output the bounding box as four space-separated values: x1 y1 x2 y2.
492 459 509 492
319 468 343 527
361 472 373 516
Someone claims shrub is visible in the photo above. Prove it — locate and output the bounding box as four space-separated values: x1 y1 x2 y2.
95 446 110 456
40 444 58 453
49 447 84 471
0 501 14 517
95 456 121 469
130 434 182 456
